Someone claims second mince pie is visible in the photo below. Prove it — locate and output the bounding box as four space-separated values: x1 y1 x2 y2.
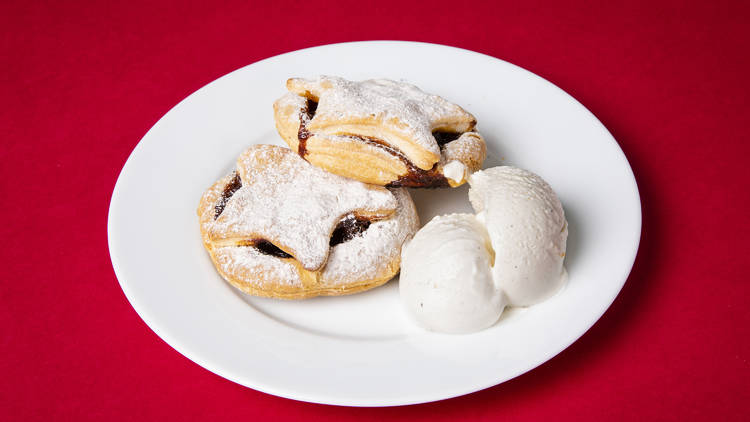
273 76 487 188
197 144 419 299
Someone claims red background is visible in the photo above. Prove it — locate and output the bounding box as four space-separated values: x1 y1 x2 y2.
2 1 748 420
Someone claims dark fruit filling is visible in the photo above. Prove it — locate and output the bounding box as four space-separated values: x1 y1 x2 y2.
330 214 371 247
297 98 318 157
214 172 242 219
253 240 293 259
432 131 462 146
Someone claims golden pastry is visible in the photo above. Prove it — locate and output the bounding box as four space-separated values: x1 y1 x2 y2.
274 76 486 188
197 144 419 299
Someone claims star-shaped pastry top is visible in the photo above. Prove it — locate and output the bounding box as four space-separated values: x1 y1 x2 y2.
287 76 477 170
207 145 397 271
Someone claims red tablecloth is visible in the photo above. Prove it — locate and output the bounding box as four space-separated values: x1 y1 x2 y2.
2 1 748 420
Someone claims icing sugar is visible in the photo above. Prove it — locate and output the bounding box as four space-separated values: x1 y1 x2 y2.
290 76 475 162
275 91 307 111
322 187 419 285
274 92 307 131
214 245 302 287
207 145 397 271
442 132 484 165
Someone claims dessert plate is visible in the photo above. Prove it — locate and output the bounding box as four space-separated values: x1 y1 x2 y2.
108 41 641 406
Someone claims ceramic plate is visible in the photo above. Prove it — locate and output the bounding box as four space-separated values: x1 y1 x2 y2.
108 41 641 406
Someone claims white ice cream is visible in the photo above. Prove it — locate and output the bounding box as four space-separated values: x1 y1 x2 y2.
469 167 567 306
400 214 504 334
400 166 568 333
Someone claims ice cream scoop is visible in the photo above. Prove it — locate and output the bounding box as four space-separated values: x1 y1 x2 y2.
399 166 568 334
469 166 568 307
400 213 503 334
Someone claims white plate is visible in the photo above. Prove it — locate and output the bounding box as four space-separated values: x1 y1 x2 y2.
108 41 641 406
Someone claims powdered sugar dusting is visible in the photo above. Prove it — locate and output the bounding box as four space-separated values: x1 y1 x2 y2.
276 91 307 111
214 246 302 288
321 187 419 285
439 132 486 174
208 145 397 271
276 92 307 127
290 76 474 159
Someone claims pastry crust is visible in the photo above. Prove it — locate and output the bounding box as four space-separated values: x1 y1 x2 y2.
198 145 419 299
273 76 486 188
